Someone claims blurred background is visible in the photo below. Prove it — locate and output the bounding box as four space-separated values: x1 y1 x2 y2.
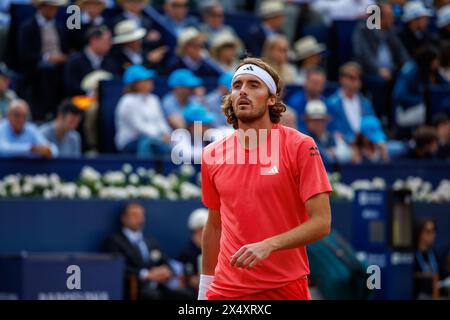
0 0 449 300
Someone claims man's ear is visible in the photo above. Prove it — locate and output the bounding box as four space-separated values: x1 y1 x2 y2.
268 95 276 107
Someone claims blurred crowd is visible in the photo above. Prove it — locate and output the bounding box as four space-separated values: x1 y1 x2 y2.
0 0 449 164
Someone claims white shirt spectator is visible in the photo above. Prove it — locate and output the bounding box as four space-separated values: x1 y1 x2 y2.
312 0 375 24
115 93 172 150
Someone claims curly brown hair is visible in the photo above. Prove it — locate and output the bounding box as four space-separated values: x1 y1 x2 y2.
221 57 287 129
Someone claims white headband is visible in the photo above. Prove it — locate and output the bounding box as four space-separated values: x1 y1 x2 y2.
232 64 277 95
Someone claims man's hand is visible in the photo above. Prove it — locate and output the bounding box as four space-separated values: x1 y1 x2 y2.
146 46 168 64
48 53 68 64
230 240 275 269
146 265 173 283
31 145 52 158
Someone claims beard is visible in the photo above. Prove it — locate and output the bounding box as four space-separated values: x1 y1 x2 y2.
233 103 268 124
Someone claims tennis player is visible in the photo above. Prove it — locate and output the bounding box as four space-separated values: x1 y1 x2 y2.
199 57 332 300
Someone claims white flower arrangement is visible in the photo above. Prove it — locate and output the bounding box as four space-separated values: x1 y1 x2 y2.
0 165 448 203
0 164 200 200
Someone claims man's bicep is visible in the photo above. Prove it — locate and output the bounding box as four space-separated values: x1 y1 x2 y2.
305 192 331 222
207 208 221 229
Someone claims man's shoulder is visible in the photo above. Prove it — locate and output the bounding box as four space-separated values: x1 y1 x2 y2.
279 124 314 147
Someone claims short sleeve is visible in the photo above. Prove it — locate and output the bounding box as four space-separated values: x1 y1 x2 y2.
297 136 333 203
201 151 221 210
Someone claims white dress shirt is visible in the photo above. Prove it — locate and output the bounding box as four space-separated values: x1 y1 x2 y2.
115 93 172 150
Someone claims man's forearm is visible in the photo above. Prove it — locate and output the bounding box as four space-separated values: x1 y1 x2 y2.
264 214 331 252
201 221 221 275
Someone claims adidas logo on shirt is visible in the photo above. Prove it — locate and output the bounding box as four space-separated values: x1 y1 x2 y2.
266 166 279 175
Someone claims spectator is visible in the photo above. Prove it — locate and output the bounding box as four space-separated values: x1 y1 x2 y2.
115 65 171 157
432 113 450 159
353 2 408 82
327 62 386 146
0 99 58 158
40 100 83 157
245 1 286 57
161 0 198 36
0 63 17 120
398 1 437 57
177 208 208 296
113 0 169 61
204 72 232 127
165 27 221 77
111 20 167 74
172 103 216 165
103 202 194 300
198 0 239 45
352 1 409 116
413 218 450 299
403 125 439 159
209 30 241 73
261 35 297 85
392 46 439 131
64 25 119 96
287 67 327 131
436 4 450 41
162 68 203 129
312 0 375 24
292 36 326 85
79 70 113 153
69 0 107 52
302 100 352 164
18 0 70 121
280 106 298 130
287 0 325 43
351 116 389 164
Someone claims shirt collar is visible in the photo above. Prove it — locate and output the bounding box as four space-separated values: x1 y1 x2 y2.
122 227 143 243
35 12 55 28
84 47 103 68
81 11 104 26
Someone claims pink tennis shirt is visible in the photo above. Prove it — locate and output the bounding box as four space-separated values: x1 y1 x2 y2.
201 123 332 298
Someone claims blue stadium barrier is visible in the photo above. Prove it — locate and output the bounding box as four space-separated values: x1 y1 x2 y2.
0 199 449 260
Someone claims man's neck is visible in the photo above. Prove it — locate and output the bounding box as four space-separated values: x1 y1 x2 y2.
342 89 355 99
237 118 274 148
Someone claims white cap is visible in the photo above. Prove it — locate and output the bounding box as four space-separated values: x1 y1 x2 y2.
188 208 208 230
304 100 328 119
402 1 433 23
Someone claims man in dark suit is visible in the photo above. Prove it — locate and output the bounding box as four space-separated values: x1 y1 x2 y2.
64 25 120 96
68 0 108 52
245 1 286 57
18 0 70 121
103 202 194 300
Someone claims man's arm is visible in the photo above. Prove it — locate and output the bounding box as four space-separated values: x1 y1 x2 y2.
197 208 221 300
231 192 331 269
201 208 221 275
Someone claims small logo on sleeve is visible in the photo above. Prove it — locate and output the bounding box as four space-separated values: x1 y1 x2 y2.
309 146 319 157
